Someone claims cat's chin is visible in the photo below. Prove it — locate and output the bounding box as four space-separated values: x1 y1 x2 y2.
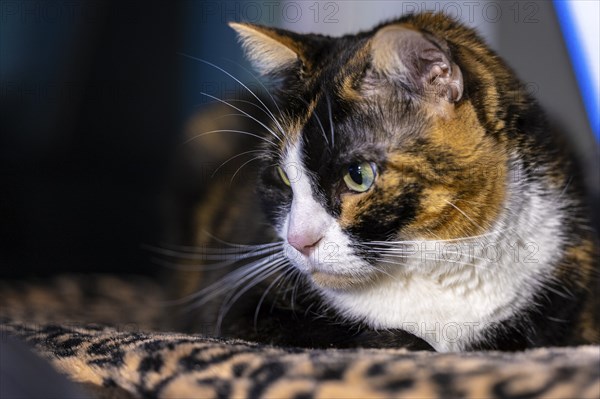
310 271 375 290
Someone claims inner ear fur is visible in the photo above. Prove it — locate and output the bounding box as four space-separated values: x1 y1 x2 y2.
229 22 308 77
370 25 463 103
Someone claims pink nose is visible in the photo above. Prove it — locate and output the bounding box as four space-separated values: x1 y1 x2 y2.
287 233 322 256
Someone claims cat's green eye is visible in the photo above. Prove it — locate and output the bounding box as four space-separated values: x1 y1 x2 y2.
277 166 291 186
343 162 377 193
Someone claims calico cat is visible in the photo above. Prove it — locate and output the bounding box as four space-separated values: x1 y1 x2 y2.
164 13 599 352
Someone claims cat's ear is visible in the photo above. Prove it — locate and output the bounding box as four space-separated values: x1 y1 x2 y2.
370 25 463 102
229 22 307 77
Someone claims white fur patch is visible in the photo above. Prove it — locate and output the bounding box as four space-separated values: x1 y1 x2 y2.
279 143 371 278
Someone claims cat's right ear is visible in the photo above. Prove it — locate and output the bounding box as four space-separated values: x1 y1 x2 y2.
369 25 463 104
229 22 306 77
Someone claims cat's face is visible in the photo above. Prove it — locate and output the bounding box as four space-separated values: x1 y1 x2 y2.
231 18 508 291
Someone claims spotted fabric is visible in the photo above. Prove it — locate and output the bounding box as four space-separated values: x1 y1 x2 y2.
1 275 599 398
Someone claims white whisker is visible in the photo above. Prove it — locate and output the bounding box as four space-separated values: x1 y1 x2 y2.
211 149 266 178
443 199 488 234
147 241 283 255
299 97 329 146
185 128 276 148
377 256 488 271
364 228 509 246
222 57 285 123
199 231 282 249
165 255 278 306
289 268 304 311
253 264 294 330
216 261 287 332
325 93 334 147
230 155 265 183
183 263 275 312
178 53 287 137
198 92 282 143
150 246 282 267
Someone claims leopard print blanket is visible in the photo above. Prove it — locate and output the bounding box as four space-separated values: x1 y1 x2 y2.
1 275 599 398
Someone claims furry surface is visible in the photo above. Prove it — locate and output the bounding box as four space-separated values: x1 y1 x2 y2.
1 275 599 398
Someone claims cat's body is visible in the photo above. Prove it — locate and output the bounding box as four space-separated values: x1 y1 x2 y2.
165 13 599 352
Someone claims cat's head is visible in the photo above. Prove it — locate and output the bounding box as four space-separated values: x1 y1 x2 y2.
230 13 515 291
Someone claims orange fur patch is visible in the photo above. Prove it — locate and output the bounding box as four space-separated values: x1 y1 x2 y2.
413 102 507 239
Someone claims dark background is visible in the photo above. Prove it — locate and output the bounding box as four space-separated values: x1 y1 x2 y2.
1 1 185 277
1 1 597 278
0 1 252 278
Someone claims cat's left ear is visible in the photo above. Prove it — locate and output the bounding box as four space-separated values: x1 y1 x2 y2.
229 22 312 77
369 25 463 103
